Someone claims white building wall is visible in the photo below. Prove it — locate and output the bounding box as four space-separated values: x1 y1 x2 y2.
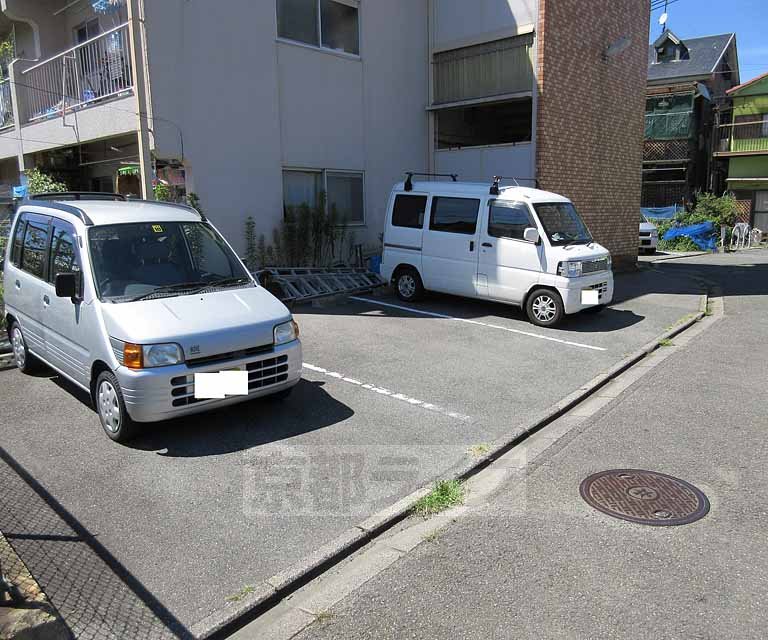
145 0 428 254
435 145 533 183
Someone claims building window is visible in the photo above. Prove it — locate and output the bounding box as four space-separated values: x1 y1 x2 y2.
74 18 101 45
283 169 365 225
436 98 532 149
429 197 480 235
277 0 359 56
433 34 534 105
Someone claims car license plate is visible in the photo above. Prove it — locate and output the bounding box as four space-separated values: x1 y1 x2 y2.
581 289 600 305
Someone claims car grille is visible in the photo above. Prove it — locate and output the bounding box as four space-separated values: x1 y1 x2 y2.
582 258 609 274
170 355 290 407
586 281 609 302
639 231 652 237
186 344 274 368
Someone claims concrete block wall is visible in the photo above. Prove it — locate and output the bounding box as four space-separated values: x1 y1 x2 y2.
536 0 651 270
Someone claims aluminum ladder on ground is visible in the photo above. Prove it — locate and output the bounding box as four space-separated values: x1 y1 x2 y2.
254 267 386 304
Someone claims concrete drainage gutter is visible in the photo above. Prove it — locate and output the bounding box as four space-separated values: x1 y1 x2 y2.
196 290 713 639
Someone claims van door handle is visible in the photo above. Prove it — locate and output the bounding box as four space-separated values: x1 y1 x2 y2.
482 242 493 248
15 280 21 289
43 295 50 306
469 241 475 252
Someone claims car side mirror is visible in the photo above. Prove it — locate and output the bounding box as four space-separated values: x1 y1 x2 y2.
55 272 79 301
523 227 540 244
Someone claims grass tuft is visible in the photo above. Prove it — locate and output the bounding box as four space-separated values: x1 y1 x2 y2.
315 611 335 623
468 444 490 458
658 338 674 347
225 585 255 603
413 480 464 517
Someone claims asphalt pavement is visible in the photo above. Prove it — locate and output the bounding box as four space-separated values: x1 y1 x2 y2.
0 264 707 637
294 249 768 640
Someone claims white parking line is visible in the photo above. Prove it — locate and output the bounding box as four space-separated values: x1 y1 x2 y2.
349 297 606 352
302 363 473 423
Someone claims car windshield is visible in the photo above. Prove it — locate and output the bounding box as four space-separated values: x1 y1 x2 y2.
534 202 593 246
88 222 251 302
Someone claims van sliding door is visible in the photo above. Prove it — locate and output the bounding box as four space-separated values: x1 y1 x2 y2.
421 196 480 297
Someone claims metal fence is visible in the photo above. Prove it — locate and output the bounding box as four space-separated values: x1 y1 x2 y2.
19 23 133 124
717 120 768 154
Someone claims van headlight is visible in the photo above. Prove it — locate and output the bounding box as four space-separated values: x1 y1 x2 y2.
274 320 299 345
123 342 184 369
558 261 583 278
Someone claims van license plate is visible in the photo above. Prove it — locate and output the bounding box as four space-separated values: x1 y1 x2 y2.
581 289 599 305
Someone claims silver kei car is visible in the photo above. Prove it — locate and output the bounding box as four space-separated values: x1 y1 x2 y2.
3 194 302 443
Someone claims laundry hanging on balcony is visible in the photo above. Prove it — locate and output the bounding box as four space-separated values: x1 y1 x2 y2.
92 0 126 14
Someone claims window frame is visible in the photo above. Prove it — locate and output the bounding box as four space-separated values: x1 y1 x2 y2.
434 97 534 151
283 168 366 226
391 194 429 230
74 18 101 46
18 213 52 281
487 199 536 242
10 213 27 268
276 0 361 59
429 196 481 236
47 218 82 284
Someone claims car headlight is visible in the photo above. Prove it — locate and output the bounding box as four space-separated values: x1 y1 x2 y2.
274 320 299 345
606 254 613 268
123 342 184 369
558 261 583 278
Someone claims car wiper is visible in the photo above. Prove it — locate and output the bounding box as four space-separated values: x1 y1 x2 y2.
564 238 591 248
207 276 253 289
128 281 209 302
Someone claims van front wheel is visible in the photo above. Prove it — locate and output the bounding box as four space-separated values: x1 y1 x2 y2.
526 289 564 328
394 268 424 302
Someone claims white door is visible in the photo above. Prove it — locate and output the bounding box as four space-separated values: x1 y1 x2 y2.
477 200 543 303
42 218 90 386
421 195 481 297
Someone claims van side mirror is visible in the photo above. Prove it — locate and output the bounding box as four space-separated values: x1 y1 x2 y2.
55 272 79 300
523 227 540 244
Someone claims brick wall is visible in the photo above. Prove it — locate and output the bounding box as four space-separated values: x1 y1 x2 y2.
536 0 651 270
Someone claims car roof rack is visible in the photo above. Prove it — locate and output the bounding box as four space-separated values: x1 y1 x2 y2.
21 198 94 225
404 172 458 192
490 176 540 195
31 192 128 202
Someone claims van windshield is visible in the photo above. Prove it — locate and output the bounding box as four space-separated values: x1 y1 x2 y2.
534 203 593 246
88 222 251 302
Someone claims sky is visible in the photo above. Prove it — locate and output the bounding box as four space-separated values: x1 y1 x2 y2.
649 0 768 82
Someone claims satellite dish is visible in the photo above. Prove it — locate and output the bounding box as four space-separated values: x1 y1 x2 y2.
603 35 631 60
659 12 668 25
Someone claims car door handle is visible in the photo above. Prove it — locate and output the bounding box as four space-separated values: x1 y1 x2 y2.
469 241 475 252
482 242 493 248
15 279 21 289
43 295 50 305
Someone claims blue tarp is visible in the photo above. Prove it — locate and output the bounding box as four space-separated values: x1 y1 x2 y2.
662 221 716 251
642 206 682 220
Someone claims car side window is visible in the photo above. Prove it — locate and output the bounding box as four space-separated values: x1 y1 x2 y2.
10 214 26 267
48 220 81 283
429 197 480 235
391 195 428 229
488 201 534 240
20 217 50 279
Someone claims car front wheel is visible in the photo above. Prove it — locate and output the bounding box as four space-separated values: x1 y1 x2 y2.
95 371 140 443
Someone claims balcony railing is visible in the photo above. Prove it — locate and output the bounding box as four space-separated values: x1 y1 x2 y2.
19 23 133 125
0 79 13 129
644 110 693 140
717 120 768 154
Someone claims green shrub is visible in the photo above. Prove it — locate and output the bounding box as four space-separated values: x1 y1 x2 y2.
656 193 737 252
24 168 67 195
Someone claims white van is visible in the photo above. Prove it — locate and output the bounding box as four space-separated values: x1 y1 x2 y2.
381 177 614 327
3 194 302 442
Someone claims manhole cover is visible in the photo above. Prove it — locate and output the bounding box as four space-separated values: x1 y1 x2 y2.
580 469 709 526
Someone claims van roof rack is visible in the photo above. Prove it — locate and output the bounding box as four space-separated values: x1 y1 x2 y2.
404 172 458 192
31 192 127 202
490 176 541 195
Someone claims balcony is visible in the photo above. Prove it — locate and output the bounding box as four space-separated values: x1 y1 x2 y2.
715 120 768 156
18 23 133 125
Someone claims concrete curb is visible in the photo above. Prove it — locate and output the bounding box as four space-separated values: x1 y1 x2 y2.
192 287 709 639
643 251 709 262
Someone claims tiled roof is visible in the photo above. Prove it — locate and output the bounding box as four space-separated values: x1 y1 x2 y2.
648 32 734 83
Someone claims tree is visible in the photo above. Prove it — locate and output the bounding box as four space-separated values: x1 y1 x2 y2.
25 168 67 195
